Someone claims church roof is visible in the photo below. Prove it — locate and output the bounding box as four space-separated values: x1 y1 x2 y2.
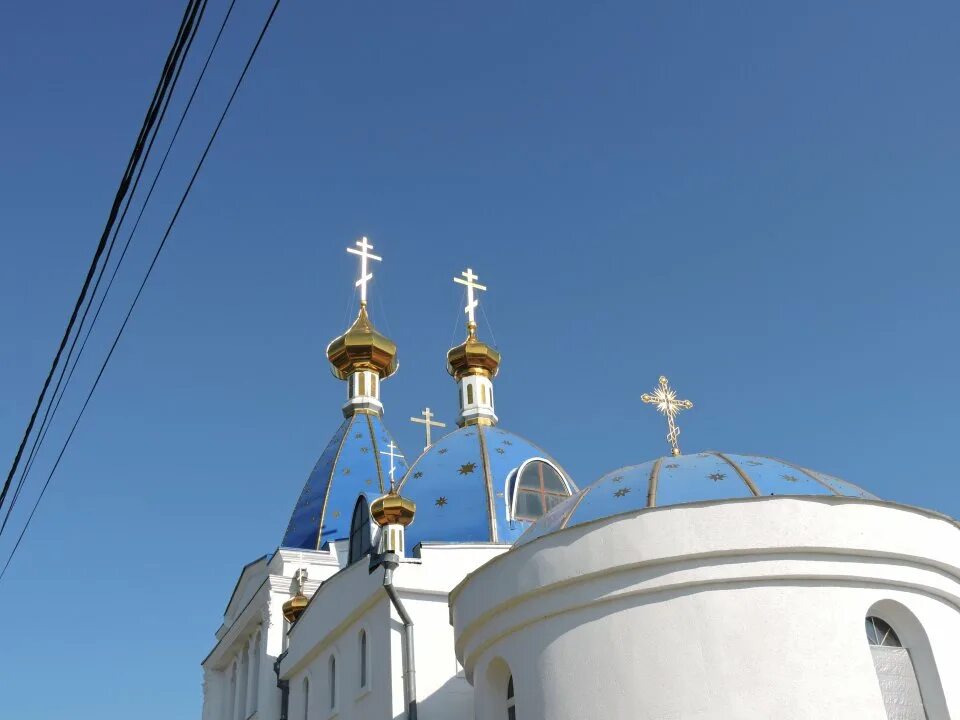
397 425 576 549
281 411 408 550
518 451 877 546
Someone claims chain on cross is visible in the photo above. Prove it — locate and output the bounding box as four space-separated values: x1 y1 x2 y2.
641 376 693 456
347 236 382 306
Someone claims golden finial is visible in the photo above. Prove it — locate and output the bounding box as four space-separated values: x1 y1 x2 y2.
641 376 693 457
282 568 310 624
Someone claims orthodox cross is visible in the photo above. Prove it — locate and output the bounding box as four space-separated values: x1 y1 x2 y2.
347 236 382 306
410 407 446 451
453 267 487 327
294 567 308 595
380 440 402 490
641 376 693 457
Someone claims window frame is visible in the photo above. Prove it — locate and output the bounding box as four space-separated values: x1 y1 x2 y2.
348 495 373 565
358 629 369 691
507 457 573 522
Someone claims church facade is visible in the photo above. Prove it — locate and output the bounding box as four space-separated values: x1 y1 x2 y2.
200 239 960 720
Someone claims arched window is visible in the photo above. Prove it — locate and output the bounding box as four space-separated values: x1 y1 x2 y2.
359 630 368 689
506 674 516 720
228 663 237 720
866 615 926 719
358 373 367 396
510 458 572 522
302 677 309 720
480 384 487 404
238 643 249 720
251 632 261 711
466 384 474 405
348 495 373 565
328 656 337 711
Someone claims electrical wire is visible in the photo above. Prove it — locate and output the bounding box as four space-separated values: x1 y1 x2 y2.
1 0 212 537
0 0 203 512
0 0 283 582
1 0 240 539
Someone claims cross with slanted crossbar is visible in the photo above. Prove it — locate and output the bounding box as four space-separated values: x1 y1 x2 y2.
453 267 487 326
380 440 402 490
641 376 693 457
347 236 382 306
410 407 446 451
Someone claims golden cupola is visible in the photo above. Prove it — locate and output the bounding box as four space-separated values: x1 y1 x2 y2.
282 568 310 624
446 321 501 381
328 237 398 417
448 268 500 427
371 490 416 556
326 303 399 381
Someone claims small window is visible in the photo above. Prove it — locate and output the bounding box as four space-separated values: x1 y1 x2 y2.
480 383 487 404
866 616 902 647
348 496 373 565
302 677 310 720
506 674 516 720
329 656 337 710
510 459 572 522
466 384 474 405
866 615 926 719
359 630 368 689
358 373 367 397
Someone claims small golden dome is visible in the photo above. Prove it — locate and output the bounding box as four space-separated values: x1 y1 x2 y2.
370 491 416 527
282 592 309 624
326 304 398 380
446 323 501 381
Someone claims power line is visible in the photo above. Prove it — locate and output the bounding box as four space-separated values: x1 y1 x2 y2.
1 0 212 536
0 0 283 582
1 0 240 539
0 0 204 512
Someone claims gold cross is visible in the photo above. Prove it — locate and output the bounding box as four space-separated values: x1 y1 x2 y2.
641 376 693 457
410 407 446 452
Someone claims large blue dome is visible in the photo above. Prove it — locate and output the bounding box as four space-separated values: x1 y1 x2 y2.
397 424 576 550
519 451 876 546
281 411 409 550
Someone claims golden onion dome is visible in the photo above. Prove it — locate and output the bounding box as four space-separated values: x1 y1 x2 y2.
326 304 398 380
446 322 501 381
281 592 309 624
370 491 416 527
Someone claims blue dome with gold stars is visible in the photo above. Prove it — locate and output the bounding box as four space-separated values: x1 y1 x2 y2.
396 424 576 551
518 451 876 546
282 411 408 550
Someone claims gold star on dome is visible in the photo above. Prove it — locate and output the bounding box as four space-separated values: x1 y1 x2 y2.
495 448 505 454
438 448 448 455
708 472 726 482
782 474 800 482
459 462 477 475
611 475 624 483
614 487 631 497
413 471 423 479
436 496 448 507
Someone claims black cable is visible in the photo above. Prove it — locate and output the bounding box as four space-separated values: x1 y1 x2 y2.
0 0 283 582
0 0 213 539
0 0 202 512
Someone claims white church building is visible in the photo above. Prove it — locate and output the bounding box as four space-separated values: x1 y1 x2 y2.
200 238 960 720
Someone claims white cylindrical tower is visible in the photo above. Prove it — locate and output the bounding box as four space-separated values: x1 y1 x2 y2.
451 497 960 720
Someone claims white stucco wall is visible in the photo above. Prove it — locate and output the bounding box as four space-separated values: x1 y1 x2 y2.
451 497 960 720
280 543 507 720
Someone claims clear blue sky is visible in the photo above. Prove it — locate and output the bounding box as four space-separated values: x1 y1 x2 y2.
2 1 958 716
